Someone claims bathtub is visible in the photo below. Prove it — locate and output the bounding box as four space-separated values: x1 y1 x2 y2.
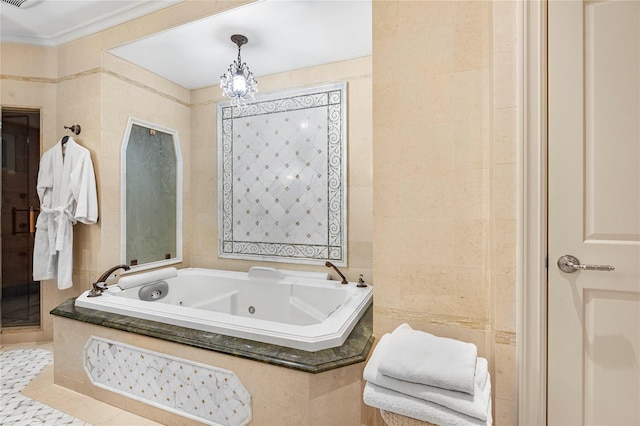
75 267 373 352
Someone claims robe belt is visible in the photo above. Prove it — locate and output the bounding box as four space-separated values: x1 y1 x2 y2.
40 206 77 254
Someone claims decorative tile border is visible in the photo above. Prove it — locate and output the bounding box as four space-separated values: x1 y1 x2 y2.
84 337 251 426
374 306 491 331
1 67 190 107
218 83 347 266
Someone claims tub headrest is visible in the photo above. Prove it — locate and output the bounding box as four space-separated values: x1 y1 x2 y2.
248 267 286 281
278 268 330 280
117 267 177 290
247 267 330 281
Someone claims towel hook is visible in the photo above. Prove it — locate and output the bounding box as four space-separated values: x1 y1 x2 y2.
64 124 81 135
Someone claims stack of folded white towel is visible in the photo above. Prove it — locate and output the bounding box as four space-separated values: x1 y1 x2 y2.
363 324 492 426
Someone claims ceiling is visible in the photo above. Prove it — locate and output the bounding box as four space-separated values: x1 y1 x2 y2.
0 0 181 46
0 0 372 90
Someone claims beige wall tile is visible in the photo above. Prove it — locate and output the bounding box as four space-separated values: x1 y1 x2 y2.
378 265 488 320
452 1 492 72
493 164 516 220
349 186 373 241
400 175 452 220
397 1 455 35
449 169 491 220
493 0 519 54
494 397 518 426
494 106 517 165
452 219 490 268
309 364 364 426
491 219 517 276
0 43 57 78
452 118 491 170
493 50 518 109
494 342 517 402
372 1 399 42
493 273 516 333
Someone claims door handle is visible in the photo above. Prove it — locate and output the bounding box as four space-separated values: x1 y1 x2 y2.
29 206 37 235
557 255 615 273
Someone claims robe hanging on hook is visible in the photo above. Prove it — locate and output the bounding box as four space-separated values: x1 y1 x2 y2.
64 124 81 135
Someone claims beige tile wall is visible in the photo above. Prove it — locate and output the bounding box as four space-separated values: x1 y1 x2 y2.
372 1 518 425
98 52 192 271
491 1 519 424
0 43 66 344
2 1 521 424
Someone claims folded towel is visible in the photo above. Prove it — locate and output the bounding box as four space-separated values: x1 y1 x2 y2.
365 334 491 421
364 382 492 426
377 324 478 394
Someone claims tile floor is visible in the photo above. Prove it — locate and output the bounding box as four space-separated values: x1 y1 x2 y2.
0 342 162 426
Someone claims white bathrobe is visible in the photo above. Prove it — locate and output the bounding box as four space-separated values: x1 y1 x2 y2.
33 137 98 289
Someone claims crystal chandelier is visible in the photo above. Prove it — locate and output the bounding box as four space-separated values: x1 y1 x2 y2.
220 34 258 108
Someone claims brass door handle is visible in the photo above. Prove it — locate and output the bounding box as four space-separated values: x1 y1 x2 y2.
29 206 36 234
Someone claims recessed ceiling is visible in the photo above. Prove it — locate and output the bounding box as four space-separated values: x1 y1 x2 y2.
0 0 181 46
109 0 372 90
0 0 372 91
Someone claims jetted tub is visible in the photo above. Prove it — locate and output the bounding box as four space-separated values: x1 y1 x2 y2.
75 266 373 352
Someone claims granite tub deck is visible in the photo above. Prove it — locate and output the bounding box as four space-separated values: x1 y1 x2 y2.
51 298 373 373
50 299 375 426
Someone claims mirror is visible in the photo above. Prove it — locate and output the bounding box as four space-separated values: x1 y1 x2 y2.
121 117 182 270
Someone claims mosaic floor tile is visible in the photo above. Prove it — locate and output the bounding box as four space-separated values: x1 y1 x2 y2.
0 349 92 426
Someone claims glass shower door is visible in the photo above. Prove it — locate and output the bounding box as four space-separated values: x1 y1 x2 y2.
1 109 41 328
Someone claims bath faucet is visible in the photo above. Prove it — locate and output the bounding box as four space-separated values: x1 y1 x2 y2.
357 274 368 288
87 264 131 297
325 261 348 284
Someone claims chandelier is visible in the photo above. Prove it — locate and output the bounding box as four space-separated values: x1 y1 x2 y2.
220 34 258 109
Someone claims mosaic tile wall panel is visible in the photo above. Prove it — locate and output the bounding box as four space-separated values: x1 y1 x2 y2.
218 83 347 265
84 337 251 426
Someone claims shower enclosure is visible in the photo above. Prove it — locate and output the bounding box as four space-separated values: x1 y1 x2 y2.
1 108 41 329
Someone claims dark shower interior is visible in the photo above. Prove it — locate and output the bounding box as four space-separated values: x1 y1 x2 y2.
1 108 41 328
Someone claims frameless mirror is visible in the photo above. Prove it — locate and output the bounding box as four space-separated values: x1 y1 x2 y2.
121 117 182 270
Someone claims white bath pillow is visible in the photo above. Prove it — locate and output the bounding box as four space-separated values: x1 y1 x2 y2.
117 267 178 290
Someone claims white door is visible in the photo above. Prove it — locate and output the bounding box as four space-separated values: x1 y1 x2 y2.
548 1 640 425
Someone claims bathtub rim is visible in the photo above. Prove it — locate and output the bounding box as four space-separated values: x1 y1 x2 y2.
75 267 373 352
51 298 374 374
